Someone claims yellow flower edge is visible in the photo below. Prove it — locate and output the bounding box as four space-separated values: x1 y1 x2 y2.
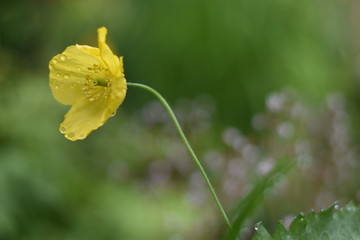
49 27 127 141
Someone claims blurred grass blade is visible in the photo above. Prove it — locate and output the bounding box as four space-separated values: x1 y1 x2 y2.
223 158 294 240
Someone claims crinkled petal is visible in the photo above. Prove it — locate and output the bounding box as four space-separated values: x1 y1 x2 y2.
59 95 122 141
49 45 105 105
97 27 121 77
111 56 127 101
77 45 101 56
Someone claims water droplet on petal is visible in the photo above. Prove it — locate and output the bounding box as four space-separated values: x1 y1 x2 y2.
77 67 81 71
64 73 70 79
49 65 53 70
67 132 75 138
56 73 61 77
54 85 59 90
60 126 67 133
59 55 67 61
111 112 116 116
52 59 58 64
89 97 95 102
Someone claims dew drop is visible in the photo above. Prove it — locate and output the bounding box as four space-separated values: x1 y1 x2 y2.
60 126 67 133
254 222 261 231
111 112 116 116
52 59 58 64
347 207 354 211
59 55 67 61
56 73 61 77
49 65 53 70
77 67 81 71
54 85 59 90
89 97 95 102
64 73 70 79
67 132 75 138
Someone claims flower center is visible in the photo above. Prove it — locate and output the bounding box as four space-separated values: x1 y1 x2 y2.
81 63 114 102
94 78 111 87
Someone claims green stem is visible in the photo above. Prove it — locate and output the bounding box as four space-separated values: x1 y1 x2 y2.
127 82 232 229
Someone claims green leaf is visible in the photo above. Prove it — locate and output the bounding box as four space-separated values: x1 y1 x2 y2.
251 223 271 240
251 202 360 240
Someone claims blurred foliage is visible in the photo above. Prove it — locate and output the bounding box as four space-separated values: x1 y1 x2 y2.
0 0 359 239
0 0 354 129
223 159 294 240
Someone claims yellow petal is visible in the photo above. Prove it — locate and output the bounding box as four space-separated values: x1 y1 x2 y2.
60 95 120 141
97 27 121 77
118 56 124 73
77 45 101 56
111 57 127 100
49 45 105 105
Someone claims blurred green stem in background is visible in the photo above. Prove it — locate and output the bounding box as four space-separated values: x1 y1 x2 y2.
127 82 233 229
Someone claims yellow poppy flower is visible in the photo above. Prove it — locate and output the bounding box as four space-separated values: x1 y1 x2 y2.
49 27 127 141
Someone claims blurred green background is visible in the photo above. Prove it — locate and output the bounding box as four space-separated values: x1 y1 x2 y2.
0 0 359 239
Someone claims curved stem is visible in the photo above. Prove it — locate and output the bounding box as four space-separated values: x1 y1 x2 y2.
127 82 232 229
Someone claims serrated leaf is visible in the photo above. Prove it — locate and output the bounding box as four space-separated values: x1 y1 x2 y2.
272 222 290 239
252 223 271 240
251 202 360 240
